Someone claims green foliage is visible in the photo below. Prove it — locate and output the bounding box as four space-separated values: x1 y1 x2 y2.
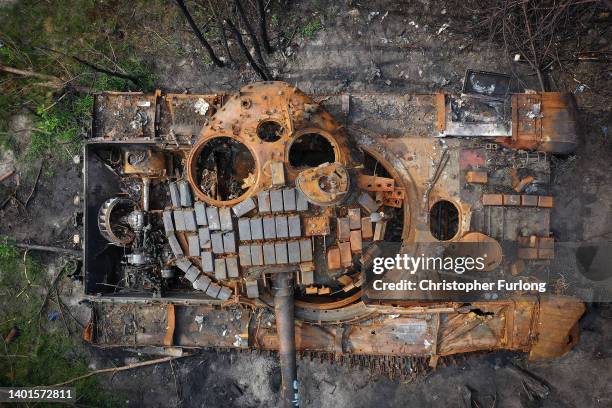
0 0 156 163
25 94 93 160
300 18 323 38
0 238 122 406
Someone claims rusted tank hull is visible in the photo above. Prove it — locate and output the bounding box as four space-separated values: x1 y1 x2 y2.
83 82 585 375
88 296 584 361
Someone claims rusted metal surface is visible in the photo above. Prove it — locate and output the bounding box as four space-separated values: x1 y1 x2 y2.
497 93 579 153
185 82 356 207
296 162 350 206
89 297 583 363
83 80 585 382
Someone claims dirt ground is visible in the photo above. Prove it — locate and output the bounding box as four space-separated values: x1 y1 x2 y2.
1 0 611 407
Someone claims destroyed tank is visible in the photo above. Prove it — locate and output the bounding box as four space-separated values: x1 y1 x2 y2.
82 77 584 406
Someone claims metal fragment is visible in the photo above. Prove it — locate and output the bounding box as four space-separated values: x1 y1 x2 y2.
215 258 227 280
250 217 264 240
270 189 284 212
232 197 256 217
238 218 252 241
187 234 200 257
263 215 276 239
178 180 192 207
283 188 296 211
250 244 264 266
226 256 239 278
195 202 208 225
219 207 233 231
239 245 252 266
275 215 289 239
275 241 288 264
263 242 276 265
211 232 224 254
201 251 214 272
206 206 221 230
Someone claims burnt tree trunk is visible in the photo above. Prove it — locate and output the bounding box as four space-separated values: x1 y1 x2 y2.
207 0 234 64
225 19 269 80
232 0 270 77
174 0 225 67
256 0 272 54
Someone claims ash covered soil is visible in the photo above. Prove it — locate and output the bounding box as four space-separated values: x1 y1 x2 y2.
1 0 611 407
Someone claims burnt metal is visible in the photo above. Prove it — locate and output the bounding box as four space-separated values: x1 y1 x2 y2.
83 82 585 395
273 272 299 408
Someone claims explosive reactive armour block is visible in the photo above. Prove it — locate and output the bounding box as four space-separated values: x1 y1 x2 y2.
206 207 221 230
232 197 256 217
178 180 192 207
195 202 208 225
201 251 214 272
163 211 174 235
214 258 227 280
199 227 211 249
238 218 252 241
250 217 264 240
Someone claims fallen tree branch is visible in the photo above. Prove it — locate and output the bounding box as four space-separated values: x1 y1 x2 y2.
0 65 59 81
46 356 184 387
14 243 82 257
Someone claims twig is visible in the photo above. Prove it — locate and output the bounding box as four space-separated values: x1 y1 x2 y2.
34 265 65 325
14 243 82 257
522 2 546 91
24 162 43 208
54 287 72 336
22 249 31 286
45 356 185 387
